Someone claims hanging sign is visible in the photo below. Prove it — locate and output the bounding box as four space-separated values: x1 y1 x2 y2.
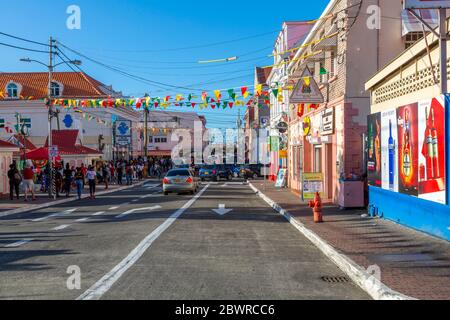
290 66 324 104
404 0 450 9
277 121 288 134
303 116 312 136
320 108 335 136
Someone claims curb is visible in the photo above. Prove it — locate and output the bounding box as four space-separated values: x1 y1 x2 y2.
0 180 156 218
248 181 416 301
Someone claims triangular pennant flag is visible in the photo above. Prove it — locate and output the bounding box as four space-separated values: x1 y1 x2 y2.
214 90 222 101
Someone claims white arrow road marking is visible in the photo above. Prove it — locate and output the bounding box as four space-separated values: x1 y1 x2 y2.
78 184 210 300
212 204 233 216
32 208 77 222
4 239 33 248
53 225 71 231
115 206 162 219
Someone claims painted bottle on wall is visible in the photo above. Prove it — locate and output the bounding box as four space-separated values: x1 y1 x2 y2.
402 109 412 179
425 107 434 180
431 109 440 178
388 119 395 189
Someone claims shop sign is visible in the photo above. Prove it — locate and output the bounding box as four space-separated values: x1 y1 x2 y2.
290 66 324 104
303 116 311 136
49 146 59 158
279 150 288 159
275 169 288 188
270 136 280 152
405 0 450 9
321 108 335 135
277 121 288 134
302 172 324 200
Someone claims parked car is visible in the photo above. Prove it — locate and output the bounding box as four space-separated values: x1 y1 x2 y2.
199 165 219 181
239 164 269 179
217 164 234 181
163 169 199 195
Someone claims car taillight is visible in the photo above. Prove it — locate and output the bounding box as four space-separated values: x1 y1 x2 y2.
186 177 193 183
163 178 170 184
213 170 217 174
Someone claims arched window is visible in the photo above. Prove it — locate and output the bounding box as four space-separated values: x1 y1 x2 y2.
50 82 61 97
7 83 18 98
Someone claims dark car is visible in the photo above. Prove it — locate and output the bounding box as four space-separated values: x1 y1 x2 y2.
199 165 219 181
216 164 234 181
239 164 269 179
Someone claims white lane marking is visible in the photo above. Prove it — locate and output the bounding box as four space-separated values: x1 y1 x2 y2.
32 209 77 222
76 218 90 223
53 225 71 231
92 211 105 216
4 239 33 248
78 184 210 300
108 207 120 211
115 206 162 219
131 199 139 203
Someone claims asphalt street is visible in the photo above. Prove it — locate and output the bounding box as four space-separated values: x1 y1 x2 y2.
0 180 370 300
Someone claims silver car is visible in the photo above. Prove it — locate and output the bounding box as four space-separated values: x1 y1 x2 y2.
163 169 199 195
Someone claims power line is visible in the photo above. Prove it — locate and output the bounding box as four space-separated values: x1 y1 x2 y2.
0 31 51 47
0 41 50 54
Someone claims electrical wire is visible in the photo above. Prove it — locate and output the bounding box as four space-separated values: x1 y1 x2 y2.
0 41 50 54
0 31 51 47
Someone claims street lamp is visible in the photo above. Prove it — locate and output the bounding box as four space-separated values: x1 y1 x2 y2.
19 38 82 199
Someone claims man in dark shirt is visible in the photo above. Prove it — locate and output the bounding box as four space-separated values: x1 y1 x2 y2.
7 164 21 200
63 163 73 197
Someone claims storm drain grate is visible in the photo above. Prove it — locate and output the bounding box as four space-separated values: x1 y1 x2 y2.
321 276 350 283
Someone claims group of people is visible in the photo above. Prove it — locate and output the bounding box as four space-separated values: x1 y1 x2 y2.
6 157 174 202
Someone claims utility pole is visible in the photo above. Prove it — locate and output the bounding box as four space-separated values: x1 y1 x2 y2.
48 36 56 200
143 93 149 160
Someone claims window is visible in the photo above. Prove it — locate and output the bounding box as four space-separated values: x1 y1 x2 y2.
148 136 153 143
7 83 18 98
314 146 322 173
18 118 31 129
50 82 61 97
405 32 424 49
154 136 167 143
330 51 336 78
0 118 4 128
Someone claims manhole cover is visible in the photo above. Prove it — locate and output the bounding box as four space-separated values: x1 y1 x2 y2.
321 276 350 283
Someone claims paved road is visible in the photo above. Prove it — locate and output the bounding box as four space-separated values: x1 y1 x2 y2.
0 181 370 300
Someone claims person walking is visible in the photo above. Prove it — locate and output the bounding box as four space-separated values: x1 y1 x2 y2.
63 163 73 197
86 166 97 199
126 163 134 186
117 161 123 185
74 167 84 200
7 164 21 200
23 164 36 202
102 164 110 190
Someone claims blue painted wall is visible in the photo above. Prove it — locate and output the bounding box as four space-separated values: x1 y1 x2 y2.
369 187 450 241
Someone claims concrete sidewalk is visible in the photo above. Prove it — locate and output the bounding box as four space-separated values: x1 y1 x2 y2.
250 180 450 300
0 179 161 217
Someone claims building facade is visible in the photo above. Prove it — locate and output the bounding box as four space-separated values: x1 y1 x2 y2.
287 0 407 204
0 72 140 161
268 22 314 180
365 16 450 241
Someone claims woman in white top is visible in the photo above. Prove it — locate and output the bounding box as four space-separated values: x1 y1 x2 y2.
86 166 97 199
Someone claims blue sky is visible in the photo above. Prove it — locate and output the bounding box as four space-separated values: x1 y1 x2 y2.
0 0 329 128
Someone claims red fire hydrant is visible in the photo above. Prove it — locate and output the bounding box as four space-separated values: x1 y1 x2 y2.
309 192 323 223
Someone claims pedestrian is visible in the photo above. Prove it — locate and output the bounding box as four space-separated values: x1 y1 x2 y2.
86 165 97 199
103 164 110 190
117 161 123 185
126 163 134 185
74 167 84 200
63 163 73 197
22 164 36 202
54 166 63 198
110 162 116 184
7 163 21 200
80 163 87 188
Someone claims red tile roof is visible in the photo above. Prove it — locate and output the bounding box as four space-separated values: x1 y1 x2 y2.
0 72 111 99
0 140 19 149
44 130 79 148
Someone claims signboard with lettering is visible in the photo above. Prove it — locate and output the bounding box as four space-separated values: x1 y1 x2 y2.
321 108 335 135
49 146 59 158
405 0 450 9
275 169 288 188
302 172 324 200
115 120 132 147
